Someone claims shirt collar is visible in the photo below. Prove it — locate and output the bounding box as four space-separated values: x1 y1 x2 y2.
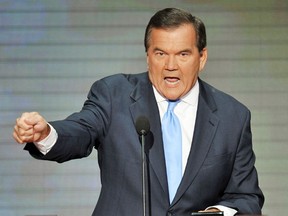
152 79 199 106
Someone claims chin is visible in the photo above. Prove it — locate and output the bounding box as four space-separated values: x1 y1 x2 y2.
165 94 181 101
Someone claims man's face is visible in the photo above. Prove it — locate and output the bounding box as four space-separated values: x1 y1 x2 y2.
147 24 207 100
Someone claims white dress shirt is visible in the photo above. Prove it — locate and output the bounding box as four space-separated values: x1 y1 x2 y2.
153 81 199 175
153 80 236 216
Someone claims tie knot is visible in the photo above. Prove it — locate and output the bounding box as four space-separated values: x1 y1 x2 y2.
167 100 179 111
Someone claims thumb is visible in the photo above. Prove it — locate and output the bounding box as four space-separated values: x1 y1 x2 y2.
33 120 48 133
33 122 51 142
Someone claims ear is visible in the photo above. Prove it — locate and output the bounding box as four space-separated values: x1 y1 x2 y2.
199 47 208 71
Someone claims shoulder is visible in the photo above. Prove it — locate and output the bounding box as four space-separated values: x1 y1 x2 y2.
100 72 148 85
88 72 150 97
199 79 250 114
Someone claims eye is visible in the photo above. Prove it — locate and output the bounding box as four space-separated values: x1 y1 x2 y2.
180 52 189 57
156 51 165 56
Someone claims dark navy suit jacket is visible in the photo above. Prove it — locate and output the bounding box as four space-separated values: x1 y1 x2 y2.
25 72 264 216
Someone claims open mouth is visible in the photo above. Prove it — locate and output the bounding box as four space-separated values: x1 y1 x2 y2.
164 77 180 85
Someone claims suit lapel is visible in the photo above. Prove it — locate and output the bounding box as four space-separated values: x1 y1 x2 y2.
129 73 169 198
172 80 219 205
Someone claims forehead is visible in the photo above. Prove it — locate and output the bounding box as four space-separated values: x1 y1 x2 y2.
148 24 197 49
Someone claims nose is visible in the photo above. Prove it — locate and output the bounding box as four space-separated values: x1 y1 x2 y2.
165 55 178 71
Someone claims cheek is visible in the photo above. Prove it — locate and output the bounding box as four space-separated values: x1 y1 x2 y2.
180 63 200 82
148 67 158 83
148 54 166 67
148 69 161 86
148 61 164 79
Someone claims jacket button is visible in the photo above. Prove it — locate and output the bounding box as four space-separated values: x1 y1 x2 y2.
167 211 173 216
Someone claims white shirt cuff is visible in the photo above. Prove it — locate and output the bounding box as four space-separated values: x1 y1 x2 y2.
206 205 237 216
33 123 58 155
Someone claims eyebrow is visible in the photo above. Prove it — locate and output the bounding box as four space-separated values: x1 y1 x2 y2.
177 49 192 54
153 47 165 52
153 47 193 54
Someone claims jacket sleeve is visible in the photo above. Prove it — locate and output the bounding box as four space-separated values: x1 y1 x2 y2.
24 78 112 163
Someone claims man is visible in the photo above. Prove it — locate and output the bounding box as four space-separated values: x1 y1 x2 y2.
13 8 264 216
